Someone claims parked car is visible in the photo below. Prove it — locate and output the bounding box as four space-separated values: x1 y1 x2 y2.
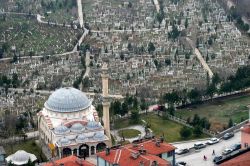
176 148 189 155
223 132 234 140
230 143 241 151
222 148 233 155
176 161 187 166
207 138 220 145
213 155 223 163
194 142 206 149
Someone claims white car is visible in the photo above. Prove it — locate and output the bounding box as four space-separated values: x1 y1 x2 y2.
207 138 220 145
222 148 233 155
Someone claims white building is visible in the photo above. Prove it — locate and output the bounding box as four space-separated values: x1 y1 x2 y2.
38 87 109 158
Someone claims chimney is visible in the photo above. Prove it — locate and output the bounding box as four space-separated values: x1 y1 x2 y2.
155 140 160 147
105 146 110 155
140 161 144 166
160 136 164 143
151 161 158 166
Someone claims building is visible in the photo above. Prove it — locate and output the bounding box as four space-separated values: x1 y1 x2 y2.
44 155 95 166
241 122 250 149
97 139 176 166
38 87 110 158
218 148 250 166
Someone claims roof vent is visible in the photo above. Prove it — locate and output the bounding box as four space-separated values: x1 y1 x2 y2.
105 146 110 155
131 152 140 159
151 161 158 166
155 140 160 147
140 161 144 166
160 136 164 143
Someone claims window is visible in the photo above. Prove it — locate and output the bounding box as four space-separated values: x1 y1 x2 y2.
167 151 174 157
245 143 248 148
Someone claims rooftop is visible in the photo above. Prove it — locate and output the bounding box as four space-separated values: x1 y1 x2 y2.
44 155 94 166
219 148 250 166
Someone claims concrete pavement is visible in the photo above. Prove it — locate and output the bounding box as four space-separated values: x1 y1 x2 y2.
173 132 241 166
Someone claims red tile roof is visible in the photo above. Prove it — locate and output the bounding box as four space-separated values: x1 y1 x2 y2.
220 151 250 166
97 147 170 166
241 123 250 134
97 139 175 166
44 155 95 166
127 140 176 155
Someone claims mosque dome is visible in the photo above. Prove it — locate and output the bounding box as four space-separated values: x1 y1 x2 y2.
54 125 70 135
6 150 37 165
44 87 91 113
86 121 102 130
76 134 88 143
71 123 85 133
58 137 71 146
94 132 105 140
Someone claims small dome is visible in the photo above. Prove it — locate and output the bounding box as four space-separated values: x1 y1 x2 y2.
71 123 84 133
94 132 105 140
44 87 91 113
76 134 88 143
58 137 71 146
6 150 37 165
54 125 69 134
86 121 101 130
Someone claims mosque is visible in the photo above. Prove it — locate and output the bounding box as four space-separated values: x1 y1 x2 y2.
37 64 111 158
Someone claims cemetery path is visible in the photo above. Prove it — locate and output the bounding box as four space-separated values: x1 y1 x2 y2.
5 88 124 99
77 0 84 28
153 0 160 13
91 29 152 33
186 37 214 78
73 28 89 52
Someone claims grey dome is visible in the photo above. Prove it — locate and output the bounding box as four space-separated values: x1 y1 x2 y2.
6 150 37 165
76 134 88 143
86 121 101 130
44 87 91 113
71 123 84 133
94 132 105 140
54 125 69 134
58 137 71 146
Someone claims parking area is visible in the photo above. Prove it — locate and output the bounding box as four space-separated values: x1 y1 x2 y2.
173 132 241 166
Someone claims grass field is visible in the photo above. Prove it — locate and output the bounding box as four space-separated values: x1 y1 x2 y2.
118 129 141 138
114 113 207 142
175 95 250 131
4 139 47 162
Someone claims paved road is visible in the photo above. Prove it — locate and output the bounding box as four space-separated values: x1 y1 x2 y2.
186 37 214 78
173 132 241 166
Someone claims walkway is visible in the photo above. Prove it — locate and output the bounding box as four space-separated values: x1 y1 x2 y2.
153 0 160 13
111 125 146 143
186 37 214 78
77 0 84 28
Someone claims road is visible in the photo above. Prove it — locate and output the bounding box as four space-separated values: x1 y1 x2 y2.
186 37 214 78
77 0 84 28
173 132 241 166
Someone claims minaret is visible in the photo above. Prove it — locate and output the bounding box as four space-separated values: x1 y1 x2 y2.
102 63 111 141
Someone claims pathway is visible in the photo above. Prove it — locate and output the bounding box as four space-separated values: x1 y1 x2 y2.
111 125 146 143
186 37 214 78
77 0 84 28
153 0 160 13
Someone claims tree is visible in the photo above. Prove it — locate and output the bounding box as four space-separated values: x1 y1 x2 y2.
140 98 147 111
206 84 216 99
165 59 171 66
128 2 132 8
121 101 129 116
193 125 202 137
180 126 192 139
192 114 200 126
130 110 140 124
127 43 133 51
167 105 175 116
2 42 10 52
185 18 188 28
148 42 155 54
168 25 180 40
113 100 122 115
228 118 233 128
188 88 202 103
212 73 220 85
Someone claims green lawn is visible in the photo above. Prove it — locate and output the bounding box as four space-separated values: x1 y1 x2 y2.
118 129 141 138
175 95 250 131
114 113 207 142
4 139 47 162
